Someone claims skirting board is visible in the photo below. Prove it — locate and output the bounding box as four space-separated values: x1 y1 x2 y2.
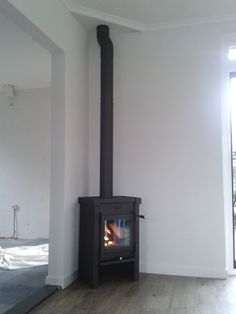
46 270 78 289
140 262 227 279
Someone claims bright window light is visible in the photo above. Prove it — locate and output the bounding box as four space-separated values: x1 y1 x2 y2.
228 47 236 60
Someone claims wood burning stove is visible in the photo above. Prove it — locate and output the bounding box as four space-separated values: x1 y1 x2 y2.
78 25 145 288
79 197 141 288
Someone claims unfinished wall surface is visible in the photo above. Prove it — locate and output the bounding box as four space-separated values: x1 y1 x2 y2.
0 88 51 239
88 22 236 278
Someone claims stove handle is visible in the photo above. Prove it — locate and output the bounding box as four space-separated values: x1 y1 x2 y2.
137 214 146 219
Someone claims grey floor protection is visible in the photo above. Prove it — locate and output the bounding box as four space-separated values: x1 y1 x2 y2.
0 239 49 314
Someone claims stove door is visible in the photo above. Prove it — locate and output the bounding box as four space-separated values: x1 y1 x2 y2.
100 213 135 261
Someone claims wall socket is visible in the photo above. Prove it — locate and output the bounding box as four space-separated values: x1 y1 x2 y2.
12 204 20 211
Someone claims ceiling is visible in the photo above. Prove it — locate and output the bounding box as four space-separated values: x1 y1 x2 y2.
0 12 51 90
69 0 236 30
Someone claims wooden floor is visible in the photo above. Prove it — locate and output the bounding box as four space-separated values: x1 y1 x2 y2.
30 274 236 314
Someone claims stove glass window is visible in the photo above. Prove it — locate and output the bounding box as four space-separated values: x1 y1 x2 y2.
104 218 131 248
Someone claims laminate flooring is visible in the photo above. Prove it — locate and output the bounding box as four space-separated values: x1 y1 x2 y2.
30 273 236 314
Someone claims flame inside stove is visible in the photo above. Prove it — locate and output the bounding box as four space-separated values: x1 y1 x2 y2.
104 218 131 248
104 221 124 247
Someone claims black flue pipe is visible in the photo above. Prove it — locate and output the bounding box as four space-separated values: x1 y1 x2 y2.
97 25 113 198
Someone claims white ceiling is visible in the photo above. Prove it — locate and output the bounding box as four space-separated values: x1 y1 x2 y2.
70 0 236 27
0 12 51 90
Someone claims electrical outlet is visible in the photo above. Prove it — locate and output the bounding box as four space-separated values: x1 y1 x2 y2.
12 205 20 211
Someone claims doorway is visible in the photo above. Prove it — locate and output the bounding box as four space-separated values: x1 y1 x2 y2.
0 10 55 314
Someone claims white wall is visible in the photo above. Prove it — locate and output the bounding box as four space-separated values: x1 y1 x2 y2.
0 88 51 239
3 0 89 288
88 22 236 278
0 11 51 90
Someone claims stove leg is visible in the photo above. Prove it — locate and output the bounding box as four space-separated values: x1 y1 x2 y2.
90 266 99 289
133 260 139 281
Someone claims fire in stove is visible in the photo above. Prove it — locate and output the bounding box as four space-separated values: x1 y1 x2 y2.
104 218 131 248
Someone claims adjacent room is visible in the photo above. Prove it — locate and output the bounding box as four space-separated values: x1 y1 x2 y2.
0 11 51 314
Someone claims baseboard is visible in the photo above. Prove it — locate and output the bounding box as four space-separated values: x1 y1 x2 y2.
63 270 78 288
45 275 62 287
46 270 78 289
140 262 227 279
